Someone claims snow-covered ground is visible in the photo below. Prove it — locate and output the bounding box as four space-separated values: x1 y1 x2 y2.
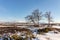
28 26 60 40
36 31 60 40
52 26 60 29
0 26 60 40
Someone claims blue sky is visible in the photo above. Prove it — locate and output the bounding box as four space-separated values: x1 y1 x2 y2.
0 0 60 22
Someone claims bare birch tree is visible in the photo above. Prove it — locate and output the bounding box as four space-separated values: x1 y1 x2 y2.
25 9 42 27
44 11 53 27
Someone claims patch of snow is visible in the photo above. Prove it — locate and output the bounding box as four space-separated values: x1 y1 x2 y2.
36 31 60 40
52 26 60 29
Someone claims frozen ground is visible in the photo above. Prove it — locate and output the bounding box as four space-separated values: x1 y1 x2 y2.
29 26 60 40
36 31 60 40
0 26 60 40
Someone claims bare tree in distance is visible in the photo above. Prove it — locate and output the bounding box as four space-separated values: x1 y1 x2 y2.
32 9 42 25
44 11 53 27
25 15 36 24
25 9 42 27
